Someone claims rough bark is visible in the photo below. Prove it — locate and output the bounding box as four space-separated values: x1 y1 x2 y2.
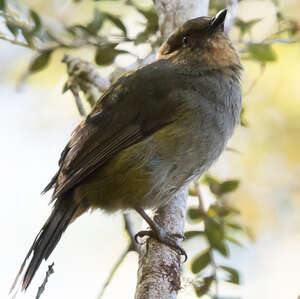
134 187 187 299
134 1 209 299
154 0 209 39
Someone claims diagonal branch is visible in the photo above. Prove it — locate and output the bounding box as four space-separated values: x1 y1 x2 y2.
97 245 131 299
62 54 110 115
97 212 140 299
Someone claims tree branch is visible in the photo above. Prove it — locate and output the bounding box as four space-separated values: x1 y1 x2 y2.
62 54 110 93
35 263 55 299
134 1 209 298
61 54 111 115
154 0 209 38
0 35 32 49
134 187 188 299
225 0 238 34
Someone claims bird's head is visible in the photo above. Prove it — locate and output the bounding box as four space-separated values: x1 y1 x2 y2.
158 9 241 72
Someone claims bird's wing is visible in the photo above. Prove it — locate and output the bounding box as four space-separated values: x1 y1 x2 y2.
45 61 181 199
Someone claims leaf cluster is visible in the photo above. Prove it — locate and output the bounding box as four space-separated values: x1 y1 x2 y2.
186 176 247 298
0 0 159 79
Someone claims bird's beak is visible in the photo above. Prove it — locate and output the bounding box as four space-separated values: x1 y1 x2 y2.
210 9 227 32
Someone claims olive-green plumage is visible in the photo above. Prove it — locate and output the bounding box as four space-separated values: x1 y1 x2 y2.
12 9 242 292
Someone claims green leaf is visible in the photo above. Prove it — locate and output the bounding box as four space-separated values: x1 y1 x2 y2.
287 20 299 36
240 106 248 127
214 241 229 257
138 8 158 33
62 82 70 94
207 204 220 217
208 205 232 217
29 51 52 73
226 236 244 247
86 8 105 35
227 223 244 231
184 230 204 240
104 13 127 36
191 249 211 273
248 44 277 63
95 44 127 66
95 46 116 65
21 29 34 47
135 31 150 45
220 266 240 284
188 188 197 196
0 0 6 11
187 207 203 222
6 22 19 37
203 176 240 196
194 276 214 297
219 180 240 194
205 218 229 256
235 18 261 38
30 10 42 34
205 218 223 242
203 175 221 195
134 9 159 45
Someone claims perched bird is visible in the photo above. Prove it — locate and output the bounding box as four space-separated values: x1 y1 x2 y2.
12 9 242 292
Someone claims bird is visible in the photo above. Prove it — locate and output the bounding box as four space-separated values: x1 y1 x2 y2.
11 9 242 292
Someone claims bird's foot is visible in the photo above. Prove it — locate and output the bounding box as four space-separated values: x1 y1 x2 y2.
135 228 187 262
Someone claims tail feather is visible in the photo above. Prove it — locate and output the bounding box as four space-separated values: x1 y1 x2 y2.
41 170 59 195
11 197 78 292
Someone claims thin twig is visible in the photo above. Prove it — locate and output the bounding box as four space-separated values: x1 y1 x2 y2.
61 51 155 117
123 213 140 252
0 35 32 48
35 263 55 299
62 54 111 115
70 85 86 117
97 245 131 299
243 64 265 96
0 10 128 54
62 54 110 93
226 146 241 154
96 213 139 298
208 249 219 299
194 181 219 298
0 11 32 29
194 181 205 214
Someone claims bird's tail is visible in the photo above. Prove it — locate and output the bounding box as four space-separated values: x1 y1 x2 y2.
11 195 79 293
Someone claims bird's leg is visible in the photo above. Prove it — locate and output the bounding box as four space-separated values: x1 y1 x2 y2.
134 207 187 261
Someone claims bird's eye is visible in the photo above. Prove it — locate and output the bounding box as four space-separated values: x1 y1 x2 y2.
182 36 188 45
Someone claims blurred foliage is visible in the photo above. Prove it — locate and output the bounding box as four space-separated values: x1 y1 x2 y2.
1 0 300 298
187 177 245 298
0 0 159 80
